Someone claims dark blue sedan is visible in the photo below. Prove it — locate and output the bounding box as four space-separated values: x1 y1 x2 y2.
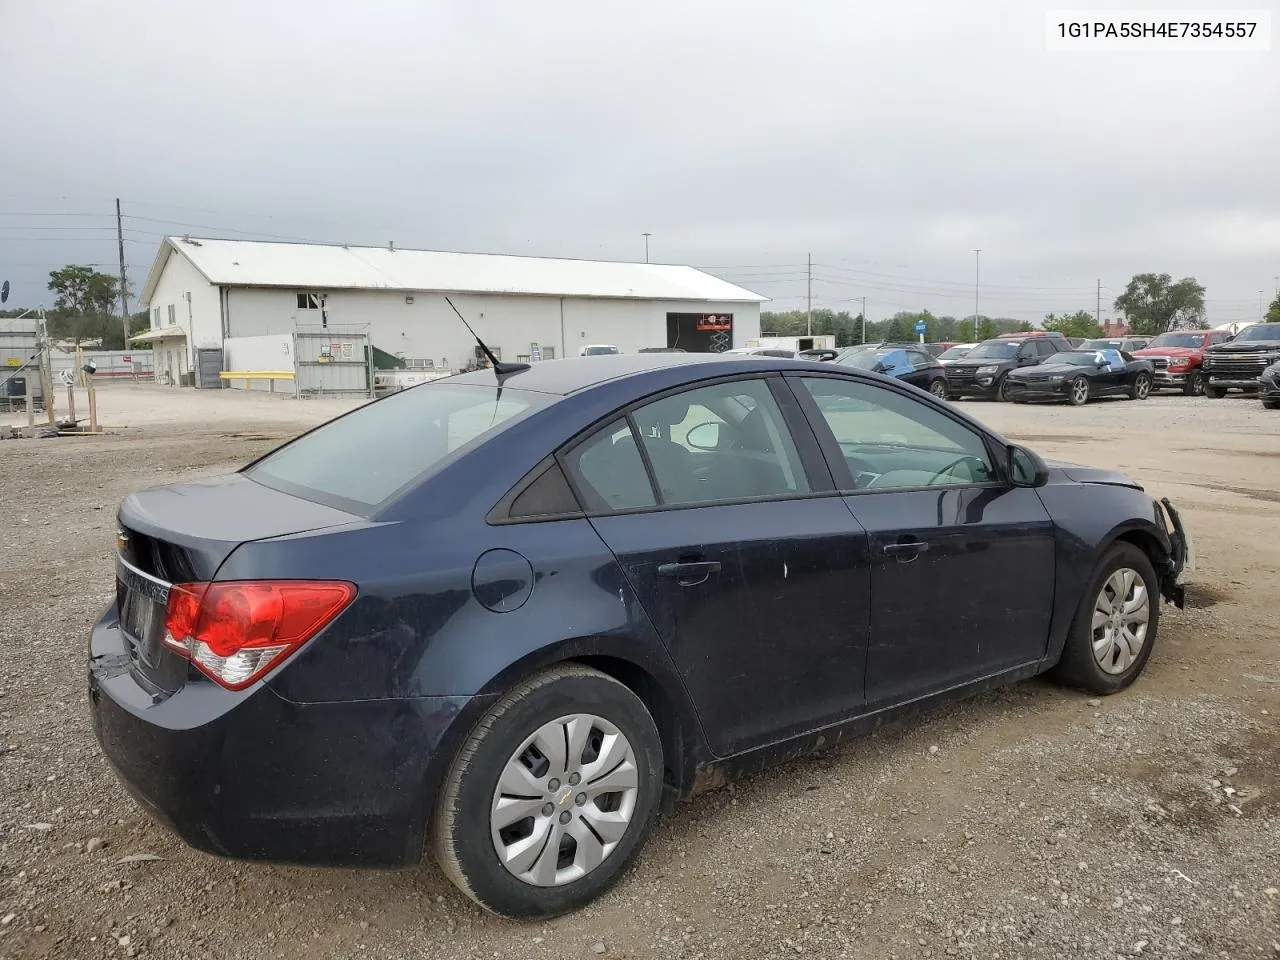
90 353 1191 918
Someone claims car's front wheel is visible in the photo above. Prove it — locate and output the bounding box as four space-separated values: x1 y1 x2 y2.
1048 542 1160 695
1129 372 1152 400
1205 385 1227 399
1067 377 1090 406
996 376 1013 402
928 379 948 399
432 665 663 918
1183 371 1205 396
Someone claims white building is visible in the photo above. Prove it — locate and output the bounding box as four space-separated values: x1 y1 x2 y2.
135 237 765 394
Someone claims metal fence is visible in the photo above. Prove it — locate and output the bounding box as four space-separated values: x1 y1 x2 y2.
294 327 372 398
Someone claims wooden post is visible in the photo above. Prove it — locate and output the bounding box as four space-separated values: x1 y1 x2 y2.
26 389 34 428
88 380 99 433
66 383 77 424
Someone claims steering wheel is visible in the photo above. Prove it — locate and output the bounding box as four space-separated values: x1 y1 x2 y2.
926 455 985 485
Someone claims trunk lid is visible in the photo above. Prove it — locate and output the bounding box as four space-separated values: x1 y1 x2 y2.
114 474 361 698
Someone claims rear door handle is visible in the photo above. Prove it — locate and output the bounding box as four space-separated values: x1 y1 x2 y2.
883 541 929 559
657 561 722 583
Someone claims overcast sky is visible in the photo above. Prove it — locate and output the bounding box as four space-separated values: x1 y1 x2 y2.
2 0 1277 323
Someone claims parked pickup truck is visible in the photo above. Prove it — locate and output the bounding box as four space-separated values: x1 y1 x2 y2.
1201 323 1280 398
1132 329 1234 396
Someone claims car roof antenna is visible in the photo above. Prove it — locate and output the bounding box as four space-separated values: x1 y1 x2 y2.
445 296 530 377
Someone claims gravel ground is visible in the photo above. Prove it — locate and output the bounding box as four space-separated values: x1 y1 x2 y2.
1 383 1277 960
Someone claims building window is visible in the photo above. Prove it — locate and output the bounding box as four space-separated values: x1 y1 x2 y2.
297 293 321 310
152 307 160 327
167 304 176 325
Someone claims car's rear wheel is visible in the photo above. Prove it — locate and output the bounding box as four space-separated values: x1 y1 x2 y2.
928 379 948 399
1263 399 1280 410
1129 373 1151 400
1048 542 1160 695
996 376 1013 402
1067 377 1090 406
1183 371 1205 396
1205 385 1226 399
432 665 662 918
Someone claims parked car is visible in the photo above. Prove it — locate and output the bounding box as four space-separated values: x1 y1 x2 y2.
917 343 945 359
1260 360 1280 409
1003 349 1155 406
1132 329 1234 396
1201 322 1280 398
579 344 621 356
832 344 948 397
1078 336 1151 353
724 346 796 358
944 334 1071 401
798 347 839 361
936 343 976 365
90 353 1191 918
1066 338 1086 348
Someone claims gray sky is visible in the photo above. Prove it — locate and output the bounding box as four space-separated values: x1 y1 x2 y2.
3 0 1277 323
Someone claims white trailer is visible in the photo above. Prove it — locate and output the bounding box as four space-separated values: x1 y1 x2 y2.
743 334 836 353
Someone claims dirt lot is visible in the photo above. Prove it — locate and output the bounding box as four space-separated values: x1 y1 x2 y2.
1 383 1277 960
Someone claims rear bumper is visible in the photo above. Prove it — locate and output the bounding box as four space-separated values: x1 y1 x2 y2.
88 607 477 868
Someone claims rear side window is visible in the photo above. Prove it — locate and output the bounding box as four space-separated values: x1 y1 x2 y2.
246 384 552 513
563 421 657 512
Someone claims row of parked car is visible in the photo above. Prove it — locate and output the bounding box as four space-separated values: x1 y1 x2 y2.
779 325 1280 408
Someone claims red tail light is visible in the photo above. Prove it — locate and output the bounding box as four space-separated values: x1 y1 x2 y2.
163 580 356 690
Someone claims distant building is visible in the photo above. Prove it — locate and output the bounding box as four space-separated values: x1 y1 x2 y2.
1101 318 1131 336
135 237 765 393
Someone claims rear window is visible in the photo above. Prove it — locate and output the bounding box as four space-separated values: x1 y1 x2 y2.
245 383 552 513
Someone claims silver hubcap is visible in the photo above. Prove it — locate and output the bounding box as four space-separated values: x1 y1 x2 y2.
1136 376 1149 398
931 381 946 397
1091 567 1150 674
490 714 639 887
1072 379 1088 403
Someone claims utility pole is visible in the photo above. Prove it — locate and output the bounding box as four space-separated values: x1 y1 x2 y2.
973 249 981 339
1096 278 1101 328
642 233 651 263
806 253 812 336
1261 290 1267 323
860 295 867 344
116 198 130 351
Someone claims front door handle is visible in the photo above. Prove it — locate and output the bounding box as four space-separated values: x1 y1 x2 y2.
657 560 722 585
883 540 929 561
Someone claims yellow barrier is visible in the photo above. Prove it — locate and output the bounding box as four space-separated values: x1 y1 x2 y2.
219 370 296 392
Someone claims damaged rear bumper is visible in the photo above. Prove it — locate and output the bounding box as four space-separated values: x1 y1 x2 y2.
1159 497 1192 609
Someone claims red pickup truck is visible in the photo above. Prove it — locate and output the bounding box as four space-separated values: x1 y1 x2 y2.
1131 329 1234 396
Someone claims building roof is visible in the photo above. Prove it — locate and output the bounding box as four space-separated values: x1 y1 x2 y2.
139 237 766 306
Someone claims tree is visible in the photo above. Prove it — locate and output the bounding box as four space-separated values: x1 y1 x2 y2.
1043 310 1102 339
1266 292 1280 323
44 264 138 347
1113 273 1206 335
975 318 997 341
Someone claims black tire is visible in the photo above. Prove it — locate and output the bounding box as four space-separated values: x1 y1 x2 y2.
1048 542 1161 696
928 379 948 399
1263 399 1280 410
1183 371 1205 396
431 665 663 919
1129 372 1151 400
1067 377 1090 406
1205 385 1227 399
996 376 1013 402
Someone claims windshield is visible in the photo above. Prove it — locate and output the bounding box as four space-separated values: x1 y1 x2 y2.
836 349 894 371
1147 333 1206 349
1078 339 1121 350
964 341 1019 360
582 345 619 355
245 383 552 513
1056 352 1107 367
937 346 971 361
832 345 876 364
1232 323 1280 342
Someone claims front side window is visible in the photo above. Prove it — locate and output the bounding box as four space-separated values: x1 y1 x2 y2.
246 384 551 513
797 376 997 491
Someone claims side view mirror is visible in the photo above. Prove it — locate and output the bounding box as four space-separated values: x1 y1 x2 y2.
1007 443 1049 488
872 361 889 374
686 421 721 451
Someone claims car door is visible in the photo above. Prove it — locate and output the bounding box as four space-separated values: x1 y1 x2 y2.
903 349 936 389
560 375 873 757
785 373 1057 709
